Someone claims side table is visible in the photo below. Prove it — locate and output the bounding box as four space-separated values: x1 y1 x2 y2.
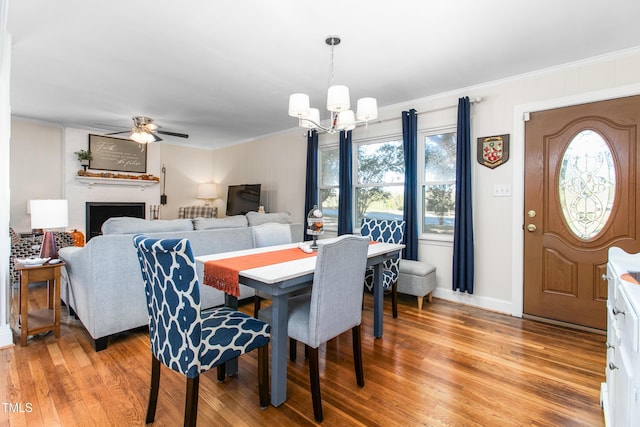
15 261 64 346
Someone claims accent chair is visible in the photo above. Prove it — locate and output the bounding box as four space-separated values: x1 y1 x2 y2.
133 235 270 427
359 217 406 318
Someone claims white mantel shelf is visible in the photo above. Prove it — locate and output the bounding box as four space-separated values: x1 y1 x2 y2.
76 176 159 189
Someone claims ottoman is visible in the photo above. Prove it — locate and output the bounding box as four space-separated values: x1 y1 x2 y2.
398 259 437 310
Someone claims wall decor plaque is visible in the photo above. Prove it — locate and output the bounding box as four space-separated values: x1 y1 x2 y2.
89 134 147 173
477 134 509 169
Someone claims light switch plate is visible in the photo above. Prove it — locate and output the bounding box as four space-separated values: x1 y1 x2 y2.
492 184 512 197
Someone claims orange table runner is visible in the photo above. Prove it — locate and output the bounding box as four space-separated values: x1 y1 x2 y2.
621 272 640 285
203 247 317 297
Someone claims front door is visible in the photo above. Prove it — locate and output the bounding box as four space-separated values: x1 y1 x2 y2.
523 95 640 330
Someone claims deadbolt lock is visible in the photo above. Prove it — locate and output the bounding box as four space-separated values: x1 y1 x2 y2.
527 210 536 218
527 224 537 232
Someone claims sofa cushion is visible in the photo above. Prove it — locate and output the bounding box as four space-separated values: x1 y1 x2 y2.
101 217 194 234
193 215 248 230
246 211 292 226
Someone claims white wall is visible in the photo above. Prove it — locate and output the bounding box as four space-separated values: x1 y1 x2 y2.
0 0 12 348
10 119 64 231
159 143 214 219
211 132 307 221
210 47 640 315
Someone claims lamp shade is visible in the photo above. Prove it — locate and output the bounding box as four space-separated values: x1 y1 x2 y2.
30 199 68 229
326 85 350 112
197 183 218 200
356 97 378 121
288 93 310 117
301 108 320 129
336 110 356 131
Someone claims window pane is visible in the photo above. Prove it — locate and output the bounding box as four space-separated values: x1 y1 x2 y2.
357 140 404 184
558 130 615 240
355 186 404 228
319 188 338 229
424 133 456 181
423 184 455 234
320 148 339 186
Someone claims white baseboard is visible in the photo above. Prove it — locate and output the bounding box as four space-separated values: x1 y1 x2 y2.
432 287 514 315
0 323 14 349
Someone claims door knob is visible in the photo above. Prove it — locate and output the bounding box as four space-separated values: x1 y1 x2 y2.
527 210 536 218
527 224 537 232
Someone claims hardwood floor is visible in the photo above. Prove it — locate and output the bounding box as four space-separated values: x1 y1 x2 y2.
1 284 606 426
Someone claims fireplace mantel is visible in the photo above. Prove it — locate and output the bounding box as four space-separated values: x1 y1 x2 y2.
76 176 158 189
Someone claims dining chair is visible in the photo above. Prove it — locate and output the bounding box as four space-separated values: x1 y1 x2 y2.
133 235 271 427
360 218 406 318
258 235 370 422
251 222 295 317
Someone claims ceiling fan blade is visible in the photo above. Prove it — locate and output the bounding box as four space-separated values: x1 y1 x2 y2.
157 130 189 138
104 130 130 135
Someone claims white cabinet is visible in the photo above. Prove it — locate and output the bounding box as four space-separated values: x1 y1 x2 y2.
602 247 640 426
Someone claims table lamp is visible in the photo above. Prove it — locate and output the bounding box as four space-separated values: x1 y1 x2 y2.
196 183 217 206
30 199 68 259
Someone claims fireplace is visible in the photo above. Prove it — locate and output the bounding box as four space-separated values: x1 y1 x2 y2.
86 202 145 241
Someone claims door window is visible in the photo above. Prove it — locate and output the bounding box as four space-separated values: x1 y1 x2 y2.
558 129 616 240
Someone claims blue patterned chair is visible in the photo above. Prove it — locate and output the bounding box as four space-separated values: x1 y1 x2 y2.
133 235 271 427
258 235 370 422
360 218 406 318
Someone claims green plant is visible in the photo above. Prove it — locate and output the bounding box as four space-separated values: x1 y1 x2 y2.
74 149 92 161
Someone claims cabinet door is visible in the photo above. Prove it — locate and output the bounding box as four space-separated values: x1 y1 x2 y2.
612 348 633 427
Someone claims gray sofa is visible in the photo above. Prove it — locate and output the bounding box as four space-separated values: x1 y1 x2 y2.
59 212 302 351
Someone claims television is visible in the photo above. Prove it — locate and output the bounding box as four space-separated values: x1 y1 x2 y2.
226 184 261 216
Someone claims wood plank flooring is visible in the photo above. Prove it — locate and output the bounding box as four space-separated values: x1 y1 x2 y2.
1 284 606 426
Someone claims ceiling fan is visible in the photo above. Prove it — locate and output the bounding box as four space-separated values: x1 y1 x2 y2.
105 116 189 143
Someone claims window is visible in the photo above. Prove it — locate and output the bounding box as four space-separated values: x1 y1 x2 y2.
318 146 339 230
421 130 457 236
354 139 404 227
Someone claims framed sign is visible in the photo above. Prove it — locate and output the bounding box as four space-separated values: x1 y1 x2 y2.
477 134 509 169
89 134 147 173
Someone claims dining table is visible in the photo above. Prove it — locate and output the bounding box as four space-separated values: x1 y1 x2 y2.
195 238 404 407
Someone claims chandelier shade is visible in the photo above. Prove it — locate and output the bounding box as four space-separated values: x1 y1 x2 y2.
356 97 378 121
288 93 310 118
301 108 320 129
289 35 377 134
337 110 356 131
326 85 350 112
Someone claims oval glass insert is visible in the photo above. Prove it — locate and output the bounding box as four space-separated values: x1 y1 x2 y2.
558 130 616 240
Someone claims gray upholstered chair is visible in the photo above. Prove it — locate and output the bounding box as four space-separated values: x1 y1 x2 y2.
258 235 370 422
252 222 294 317
178 205 217 219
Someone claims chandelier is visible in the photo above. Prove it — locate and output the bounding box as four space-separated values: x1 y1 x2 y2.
288 36 378 133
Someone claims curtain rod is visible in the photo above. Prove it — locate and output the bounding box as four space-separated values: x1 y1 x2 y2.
370 96 484 126
303 96 483 137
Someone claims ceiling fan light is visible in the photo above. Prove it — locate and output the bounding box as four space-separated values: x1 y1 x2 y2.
301 108 320 129
336 110 356 131
289 93 310 117
130 130 144 143
356 97 378 122
327 85 350 112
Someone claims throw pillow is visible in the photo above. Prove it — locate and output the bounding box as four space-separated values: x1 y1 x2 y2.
192 215 248 230
246 211 292 226
101 217 194 234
